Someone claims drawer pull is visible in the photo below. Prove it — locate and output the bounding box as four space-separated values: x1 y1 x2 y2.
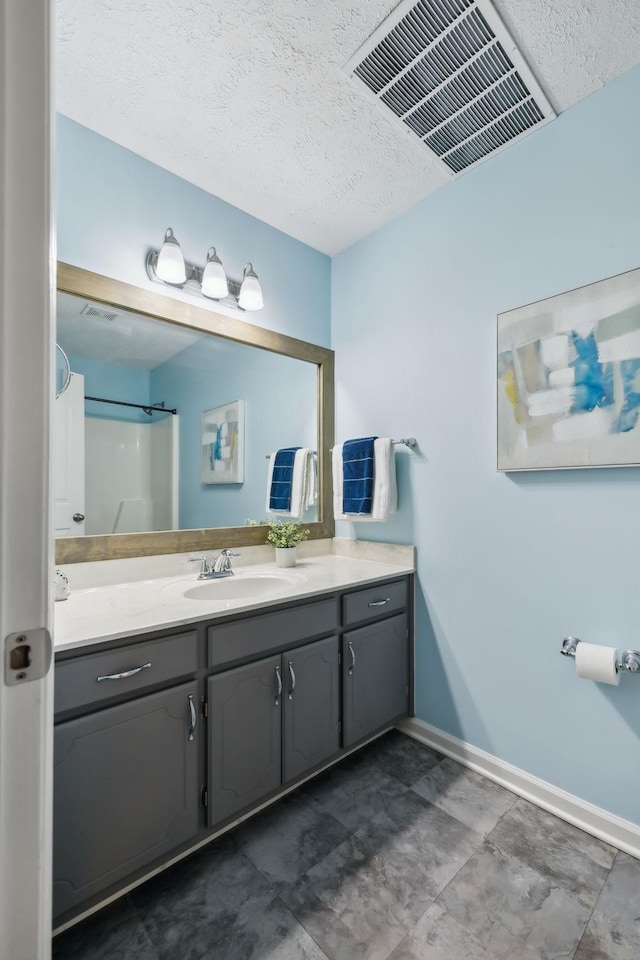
288 661 296 700
348 641 356 676
368 598 391 607
188 694 197 742
96 662 152 683
275 665 282 706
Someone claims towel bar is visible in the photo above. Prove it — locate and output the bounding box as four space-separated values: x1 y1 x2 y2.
560 636 640 673
265 438 418 458
329 437 417 452
265 450 317 459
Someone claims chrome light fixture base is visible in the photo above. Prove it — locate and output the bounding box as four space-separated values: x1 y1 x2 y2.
146 249 250 310
146 228 264 312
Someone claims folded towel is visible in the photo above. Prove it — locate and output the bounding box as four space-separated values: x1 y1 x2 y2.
333 437 397 522
301 449 317 515
267 448 317 517
268 447 299 512
341 436 376 515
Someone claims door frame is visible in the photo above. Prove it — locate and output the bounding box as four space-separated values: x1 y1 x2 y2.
0 1 54 957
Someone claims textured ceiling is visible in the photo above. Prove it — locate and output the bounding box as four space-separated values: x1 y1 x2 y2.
56 0 640 254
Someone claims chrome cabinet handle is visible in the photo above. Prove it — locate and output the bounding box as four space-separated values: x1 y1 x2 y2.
288 661 296 700
72 513 85 522
348 641 356 676
368 598 390 607
275 666 282 706
188 694 197 742
96 662 152 682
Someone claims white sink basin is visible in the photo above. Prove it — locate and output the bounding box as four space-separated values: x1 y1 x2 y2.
181 574 294 602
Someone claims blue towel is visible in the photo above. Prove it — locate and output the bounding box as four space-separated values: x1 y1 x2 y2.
269 447 301 511
342 437 377 515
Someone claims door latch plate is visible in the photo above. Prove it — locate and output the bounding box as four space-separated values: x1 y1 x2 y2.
4 628 52 686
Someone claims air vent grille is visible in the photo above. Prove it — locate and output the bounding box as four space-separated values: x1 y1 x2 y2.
444 98 545 172
345 0 554 176
354 0 474 94
81 304 121 323
403 45 513 137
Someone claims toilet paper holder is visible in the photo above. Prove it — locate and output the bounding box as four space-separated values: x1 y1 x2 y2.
561 636 640 674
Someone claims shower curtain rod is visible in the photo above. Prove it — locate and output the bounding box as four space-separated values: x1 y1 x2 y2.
85 396 177 416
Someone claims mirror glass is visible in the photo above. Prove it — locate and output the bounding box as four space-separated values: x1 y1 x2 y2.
55 292 318 537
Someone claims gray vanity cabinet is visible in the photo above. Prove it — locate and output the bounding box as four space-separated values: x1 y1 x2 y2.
283 635 340 783
208 636 341 825
53 573 413 927
53 680 200 918
343 613 409 747
207 655 282 826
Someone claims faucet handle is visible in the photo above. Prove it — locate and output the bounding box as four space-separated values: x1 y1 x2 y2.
221 549 241 558
188 555 211 576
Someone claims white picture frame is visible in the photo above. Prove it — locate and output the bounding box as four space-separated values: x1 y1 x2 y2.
201 399 244 484
497 265 640 470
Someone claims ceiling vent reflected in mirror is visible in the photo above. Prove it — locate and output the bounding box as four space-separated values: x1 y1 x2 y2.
344 0 555 176
80 303 121 323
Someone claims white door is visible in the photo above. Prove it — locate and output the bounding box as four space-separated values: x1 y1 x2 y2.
54 373 86 537
0 1 54 958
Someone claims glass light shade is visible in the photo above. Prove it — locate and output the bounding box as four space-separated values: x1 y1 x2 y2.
201 247 229 299
238 263 264 311
155 228 186 284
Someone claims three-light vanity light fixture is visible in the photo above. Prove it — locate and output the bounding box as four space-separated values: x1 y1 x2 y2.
146 228 264 311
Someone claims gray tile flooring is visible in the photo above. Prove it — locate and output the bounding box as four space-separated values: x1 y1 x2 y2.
52 731 638 960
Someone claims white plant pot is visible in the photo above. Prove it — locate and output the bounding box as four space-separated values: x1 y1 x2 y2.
275 547 297 568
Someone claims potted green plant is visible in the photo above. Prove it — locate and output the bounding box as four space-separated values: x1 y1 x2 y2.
265 520 310 568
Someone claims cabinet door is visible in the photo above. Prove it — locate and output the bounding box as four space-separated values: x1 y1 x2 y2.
53 680 200 919
208 655 282 826
283 636 340 784
343 614 409 748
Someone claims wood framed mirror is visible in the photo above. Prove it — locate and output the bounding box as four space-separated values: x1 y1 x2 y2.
55 263 334 563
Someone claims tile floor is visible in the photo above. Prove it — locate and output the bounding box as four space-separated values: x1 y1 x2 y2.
52 731 639 960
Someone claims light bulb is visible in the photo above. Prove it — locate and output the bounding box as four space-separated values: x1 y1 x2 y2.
155 228 186 284
201 247 229 299
238 263 264 311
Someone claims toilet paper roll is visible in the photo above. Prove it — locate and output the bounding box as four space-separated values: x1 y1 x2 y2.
575 642 620 685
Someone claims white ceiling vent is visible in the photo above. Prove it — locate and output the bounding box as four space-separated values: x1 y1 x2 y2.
80 303 121 323
344 0 555 176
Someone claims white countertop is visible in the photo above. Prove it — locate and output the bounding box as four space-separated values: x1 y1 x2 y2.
54 554 414 652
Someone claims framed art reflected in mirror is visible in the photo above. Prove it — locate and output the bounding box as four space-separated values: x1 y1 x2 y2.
201 401 244 484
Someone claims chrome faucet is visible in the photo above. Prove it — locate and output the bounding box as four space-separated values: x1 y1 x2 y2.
212 549 241 576
188 550 240 580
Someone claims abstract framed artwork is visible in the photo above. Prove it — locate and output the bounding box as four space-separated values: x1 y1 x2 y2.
497 265 640 470
201 400 244 484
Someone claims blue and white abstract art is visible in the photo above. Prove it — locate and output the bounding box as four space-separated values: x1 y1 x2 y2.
498 266 640 470
201 399 244 483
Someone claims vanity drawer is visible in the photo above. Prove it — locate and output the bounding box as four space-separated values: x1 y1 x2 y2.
55 631 199 715
208 598 338 669
342 579 407 626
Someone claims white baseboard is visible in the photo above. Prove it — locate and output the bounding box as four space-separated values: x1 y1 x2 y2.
397 717 640 860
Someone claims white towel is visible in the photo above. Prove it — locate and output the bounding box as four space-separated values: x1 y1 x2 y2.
333 438 397 522
266 448 317 517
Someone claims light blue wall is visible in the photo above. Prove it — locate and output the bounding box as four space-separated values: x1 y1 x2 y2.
67 355 154 424
151 338 317 529
57 115 331 347
332 65 640 825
